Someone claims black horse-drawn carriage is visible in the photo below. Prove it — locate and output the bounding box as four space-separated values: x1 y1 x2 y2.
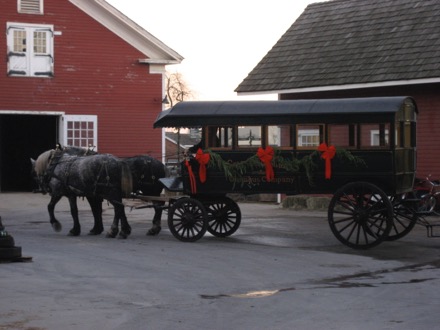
152 96 418 249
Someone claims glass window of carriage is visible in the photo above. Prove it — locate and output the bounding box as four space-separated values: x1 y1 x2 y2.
237 126 262 148
268 125 292 148
205 126 233 149
328 124 356 148
361 123 391 148
296 124 323 149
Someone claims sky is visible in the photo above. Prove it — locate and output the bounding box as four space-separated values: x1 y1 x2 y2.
106 0 328 101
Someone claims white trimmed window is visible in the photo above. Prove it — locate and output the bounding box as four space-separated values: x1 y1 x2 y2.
6 22 54 77
18 0 43 14
63 115 98 151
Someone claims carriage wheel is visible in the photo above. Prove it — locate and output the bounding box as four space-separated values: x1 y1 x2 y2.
328 182 393 249
385 194 418 241
167 197 208 242
205 197 241 237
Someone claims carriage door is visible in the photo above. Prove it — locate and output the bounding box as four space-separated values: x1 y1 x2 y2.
62 115 98 151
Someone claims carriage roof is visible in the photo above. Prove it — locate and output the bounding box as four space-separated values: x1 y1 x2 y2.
153 96 417 128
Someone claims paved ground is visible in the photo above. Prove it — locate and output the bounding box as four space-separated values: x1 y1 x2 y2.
1 192 440 330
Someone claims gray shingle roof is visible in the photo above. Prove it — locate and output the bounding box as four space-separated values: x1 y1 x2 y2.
235 0 440 94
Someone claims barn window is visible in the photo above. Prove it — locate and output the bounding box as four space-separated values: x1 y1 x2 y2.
6 23 53 77
63 115 98 151
18 0 43 14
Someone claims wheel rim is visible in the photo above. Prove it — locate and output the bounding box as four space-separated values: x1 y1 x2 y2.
205 197 241 237
168 198 207 242
328 182 393 249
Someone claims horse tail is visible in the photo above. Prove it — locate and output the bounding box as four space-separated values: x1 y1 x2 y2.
120 161 133 197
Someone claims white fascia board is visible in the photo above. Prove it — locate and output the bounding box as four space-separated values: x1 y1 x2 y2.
237 77 440 96
0 110 64 115
69 0 183 64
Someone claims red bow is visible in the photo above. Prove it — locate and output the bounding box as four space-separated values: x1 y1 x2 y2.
318 143 336 179
257 146 275 182
185 160 197 194
195 148 210 183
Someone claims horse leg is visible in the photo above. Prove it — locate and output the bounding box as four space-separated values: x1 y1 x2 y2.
87 197 104 235
106 212 119 238
147 201 164 236
48 195 63 232
117 204 131 239
67 196 81 236
106 201 122 238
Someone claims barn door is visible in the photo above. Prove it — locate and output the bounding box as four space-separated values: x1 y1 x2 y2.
6 23 54 77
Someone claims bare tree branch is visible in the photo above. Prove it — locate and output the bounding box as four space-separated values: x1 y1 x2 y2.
165 72 194 107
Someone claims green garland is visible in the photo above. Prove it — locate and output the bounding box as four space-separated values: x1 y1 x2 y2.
205 148 365 185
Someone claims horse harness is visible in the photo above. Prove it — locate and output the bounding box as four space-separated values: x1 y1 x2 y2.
136 158 157 188
43 149 114 195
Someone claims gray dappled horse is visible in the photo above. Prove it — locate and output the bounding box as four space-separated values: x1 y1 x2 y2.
33 148 133 238
32 147 168 238
31 146 104 236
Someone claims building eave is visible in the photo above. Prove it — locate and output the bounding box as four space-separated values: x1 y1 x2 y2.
237 77 440 96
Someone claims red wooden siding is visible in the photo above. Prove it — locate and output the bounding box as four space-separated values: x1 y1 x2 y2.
0 0 164 158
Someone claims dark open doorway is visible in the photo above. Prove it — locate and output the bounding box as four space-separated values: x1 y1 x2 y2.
0 114 58 192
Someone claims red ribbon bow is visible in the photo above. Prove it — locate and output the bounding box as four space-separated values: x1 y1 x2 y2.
195 148 210 183
257 146 275 182
318 143 336 179
185 159 197 194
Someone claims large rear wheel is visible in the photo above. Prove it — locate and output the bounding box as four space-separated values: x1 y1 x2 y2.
328 182 393 249
386 193 418 241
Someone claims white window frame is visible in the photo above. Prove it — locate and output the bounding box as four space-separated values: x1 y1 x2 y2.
62 115 98 151
18 0 43 14
370 129 390 146
6 22 54 77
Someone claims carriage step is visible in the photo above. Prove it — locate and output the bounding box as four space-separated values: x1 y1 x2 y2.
426 225 440 238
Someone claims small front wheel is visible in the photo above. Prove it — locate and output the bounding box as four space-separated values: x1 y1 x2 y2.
328 182 393 249
205 197 241 237
167 197 208 242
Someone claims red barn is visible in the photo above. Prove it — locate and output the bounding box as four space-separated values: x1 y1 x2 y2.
0 0 182 191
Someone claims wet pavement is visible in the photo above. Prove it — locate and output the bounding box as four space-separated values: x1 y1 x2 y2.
1 192 440 330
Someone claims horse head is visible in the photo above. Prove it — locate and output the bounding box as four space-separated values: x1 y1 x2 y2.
32 149 57 194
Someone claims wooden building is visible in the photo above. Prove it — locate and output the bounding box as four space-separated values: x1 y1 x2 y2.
0 0 182 191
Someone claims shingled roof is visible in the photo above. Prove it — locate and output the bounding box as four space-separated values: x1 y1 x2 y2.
235 0 440 95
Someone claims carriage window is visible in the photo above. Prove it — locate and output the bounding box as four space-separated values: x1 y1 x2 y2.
268 125 291 147
206 126 233 148
297 124 323 148
361 123 390 148
238 126 261 148
328 124 356 148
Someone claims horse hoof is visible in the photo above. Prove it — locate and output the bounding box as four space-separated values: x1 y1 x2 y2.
88 228 103 236
106 231 117 238
118 232 128 239
147 227 161 236
52 222 62 232
68 229 80 236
